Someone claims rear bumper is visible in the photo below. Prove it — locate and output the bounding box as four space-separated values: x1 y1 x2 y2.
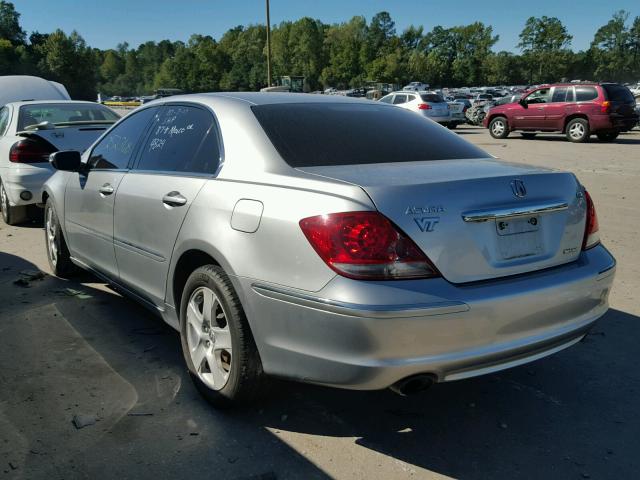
239 245 616 390
0 163 53 206
590 113 639 132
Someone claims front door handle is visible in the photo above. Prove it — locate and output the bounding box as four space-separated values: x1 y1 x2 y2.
162 191 187 207
99 183 114 195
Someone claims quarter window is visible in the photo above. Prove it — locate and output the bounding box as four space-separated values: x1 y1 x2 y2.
575 87 598 102
89 107 157 170
136 105 220 174
0 107 9 135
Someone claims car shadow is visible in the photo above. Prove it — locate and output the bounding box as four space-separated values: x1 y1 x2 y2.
1 251 637 479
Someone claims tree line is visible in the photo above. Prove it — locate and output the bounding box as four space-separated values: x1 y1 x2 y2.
0 1 639 100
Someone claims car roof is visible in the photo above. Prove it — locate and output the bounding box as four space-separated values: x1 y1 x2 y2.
7 100 107 108
159 92 372 107
0 75 70 108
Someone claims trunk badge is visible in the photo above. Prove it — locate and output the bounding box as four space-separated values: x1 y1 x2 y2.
511 179 527 198
414 217 439 232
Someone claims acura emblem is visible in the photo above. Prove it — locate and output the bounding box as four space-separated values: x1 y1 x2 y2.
511 179 527 198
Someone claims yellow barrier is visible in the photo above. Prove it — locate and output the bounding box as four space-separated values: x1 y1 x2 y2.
102 101 141 107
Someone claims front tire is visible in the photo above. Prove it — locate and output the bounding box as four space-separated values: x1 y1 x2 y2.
596 131 619 142
180 265 267 408
566 118 590 143
44 199 77 277
488 117 509 139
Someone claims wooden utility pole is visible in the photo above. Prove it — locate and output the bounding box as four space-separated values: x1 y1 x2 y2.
266 0 272 87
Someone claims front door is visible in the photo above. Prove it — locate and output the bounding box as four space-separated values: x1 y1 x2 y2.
114 104 222 306
512 87 551 129
64 107 157 277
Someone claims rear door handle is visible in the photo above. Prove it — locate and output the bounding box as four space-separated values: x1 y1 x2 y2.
162 191 187 207
99 184 114 195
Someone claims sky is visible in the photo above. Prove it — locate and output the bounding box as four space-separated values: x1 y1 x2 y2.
14 0 640 52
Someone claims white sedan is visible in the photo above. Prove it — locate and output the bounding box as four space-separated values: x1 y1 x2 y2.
0 100 119 224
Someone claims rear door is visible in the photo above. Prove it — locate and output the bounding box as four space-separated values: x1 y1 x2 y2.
543 86 571 130
64 107 157 277
113 104 222 306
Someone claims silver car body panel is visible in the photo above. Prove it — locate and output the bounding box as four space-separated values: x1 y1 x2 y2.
42 92 616 390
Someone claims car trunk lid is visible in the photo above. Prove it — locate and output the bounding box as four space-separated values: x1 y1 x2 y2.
17 124 111 153
298 158 586 284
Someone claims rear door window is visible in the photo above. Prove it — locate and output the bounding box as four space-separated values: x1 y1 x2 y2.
393 94 408 105
252 103 488 167
575 87 598 102
135 105 221 175
89 107 157 170
551 87 568 103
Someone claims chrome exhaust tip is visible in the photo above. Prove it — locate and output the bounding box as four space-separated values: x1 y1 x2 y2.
389 374 435 396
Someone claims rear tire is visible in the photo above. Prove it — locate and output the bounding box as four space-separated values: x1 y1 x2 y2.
596 131 619 142
566 118 590 143
488 116 509 139
180 265 267 408
0 180 27 226
520 132 537 139
44 199 77 277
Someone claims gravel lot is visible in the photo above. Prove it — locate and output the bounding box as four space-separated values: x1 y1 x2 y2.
1 126 638 480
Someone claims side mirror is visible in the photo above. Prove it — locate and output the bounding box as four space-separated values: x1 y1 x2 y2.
50 150 82 172
519 97 528 108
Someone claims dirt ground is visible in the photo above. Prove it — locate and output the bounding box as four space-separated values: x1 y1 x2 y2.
1 127 639 480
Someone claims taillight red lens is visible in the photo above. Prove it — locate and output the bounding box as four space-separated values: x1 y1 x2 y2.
299 211 440 280
582 191 600 250
418 103 431 110
600 101 611 114
9 139 55 163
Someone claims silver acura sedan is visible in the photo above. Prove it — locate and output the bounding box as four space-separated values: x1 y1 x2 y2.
42 93 616 407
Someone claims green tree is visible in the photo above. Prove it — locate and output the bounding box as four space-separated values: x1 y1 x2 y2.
0 1 25 44
518 16 572 83
321 16 367 88
590 11 632 81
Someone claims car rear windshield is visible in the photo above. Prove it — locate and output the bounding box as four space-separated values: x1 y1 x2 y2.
603 84 635 103
420 94 444 103
18 104 120 130
252 103 488 167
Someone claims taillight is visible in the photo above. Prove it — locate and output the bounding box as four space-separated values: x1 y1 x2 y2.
600 101 611 114
582 191 600 250
299 211 440 280
9 139 55 164
418 103 432 110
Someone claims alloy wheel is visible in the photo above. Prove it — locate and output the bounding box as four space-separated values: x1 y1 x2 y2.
186 286 232 391
46 207 58 266
569 123 585 140
492 120 505 136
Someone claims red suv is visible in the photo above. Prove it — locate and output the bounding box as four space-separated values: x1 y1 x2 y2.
483 83 639 142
